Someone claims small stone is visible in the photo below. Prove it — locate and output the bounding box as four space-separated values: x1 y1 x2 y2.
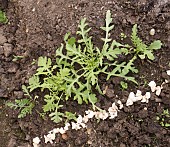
47 34 53 41
0 46 4 55
0 88 7 98
120 143 126 147
7 137 17 147
3 43 13 57
162 72 169 79
13 91 24 99
0 34 7 45
167 70 170 76
61 133 68 140
7 63 18 73
155 98 162 102
0 64 4 73
105 88 115 98
55 25 60 30
150 28 155 36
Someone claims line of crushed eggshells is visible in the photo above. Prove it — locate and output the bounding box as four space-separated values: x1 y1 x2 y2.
33 70 170 147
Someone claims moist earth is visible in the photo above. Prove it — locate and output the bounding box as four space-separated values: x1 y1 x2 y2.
0 0 170 147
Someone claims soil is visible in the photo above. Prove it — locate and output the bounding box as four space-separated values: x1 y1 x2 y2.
0 0 170 147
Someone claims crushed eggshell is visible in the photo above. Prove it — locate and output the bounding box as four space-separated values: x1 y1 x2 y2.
126 92 136 106
145 92 151 99
85 110 95 118
33 137 41 147
166 70 170 76
52 128 60 133
59 127 66 134
82 115 89 123
148 81 157 92
47 133 55 141
149 28 155 36
108 103 118 119
71 122 81 130
80 122 87 128
95 110 109 120
117 100 123 109
155 86 162 96
126 99 133 106
135 90 143 101
33 137 41 144
148 81 162 96
64 123 70 131
136 90 142 97
44 135 53 144
141 92 151 103
77 115 83 124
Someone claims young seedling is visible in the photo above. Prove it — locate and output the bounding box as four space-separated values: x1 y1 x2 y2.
131 24 162 60
0 10 8 23
120 33 127 40
6 85 35 118
12 55 24 62
120 81 128 90
156 109 170 127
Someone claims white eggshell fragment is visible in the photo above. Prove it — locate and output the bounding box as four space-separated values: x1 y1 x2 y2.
148 81 157 92
167 70 170 76
150 28 155 36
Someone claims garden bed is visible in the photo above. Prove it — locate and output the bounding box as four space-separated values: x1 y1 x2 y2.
0 0 170 147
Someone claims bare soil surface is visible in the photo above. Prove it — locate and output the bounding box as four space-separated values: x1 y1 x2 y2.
0 0 170 147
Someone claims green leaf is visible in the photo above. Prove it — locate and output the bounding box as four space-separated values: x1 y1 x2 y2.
21 85 32 99
6 98 34 118
43 97 56 112
68 37 76 45
49 111 64 123
64 32 71 41
28 75 40 92
149 40 162 50
18 102 34 118
121 59 138 76
74 94 83 104
145 50 155 60
165 123 170 127
111 40 124 48
89 93 97 104
138 54 145 59
65 111 77 121
0 10 8 23
37 57 52 74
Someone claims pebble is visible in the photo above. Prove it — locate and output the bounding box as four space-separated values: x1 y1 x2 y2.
150 28 155 36
47 34 53 41
167 70 170 76
0 88 7 98
13 91 24 99
155 98 162 102
0 66 4 73
7 63 18 73
0 46 4 55
0 34 7 45
7 137 17 147
61 133 68 140
3 43 13 57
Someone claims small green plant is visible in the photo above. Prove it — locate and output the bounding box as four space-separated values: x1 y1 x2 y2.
0 10 8 23
120 81 128 90
6 85 35 118
7 10 162 123
156 109 170 127
120 33 127 40
131 24 162 60
12 55 24 62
